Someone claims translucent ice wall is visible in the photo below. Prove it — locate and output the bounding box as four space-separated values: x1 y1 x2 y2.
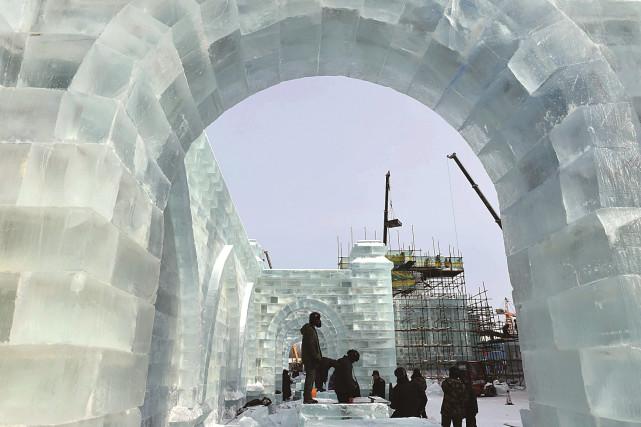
1 1 641 426
249 241 396 396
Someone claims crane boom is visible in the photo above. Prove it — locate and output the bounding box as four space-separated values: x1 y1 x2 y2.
447 152 502 229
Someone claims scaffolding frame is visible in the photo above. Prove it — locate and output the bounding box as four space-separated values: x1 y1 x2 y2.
339 248 524 385
393 259 475 379
468 284 525 386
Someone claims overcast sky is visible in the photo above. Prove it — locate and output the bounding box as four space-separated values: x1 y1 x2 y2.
207 77 512 308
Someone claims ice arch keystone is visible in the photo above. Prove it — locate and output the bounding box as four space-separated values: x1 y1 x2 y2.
1 0 641 426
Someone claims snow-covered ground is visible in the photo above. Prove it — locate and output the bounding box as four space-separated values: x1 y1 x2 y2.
209 389 529 427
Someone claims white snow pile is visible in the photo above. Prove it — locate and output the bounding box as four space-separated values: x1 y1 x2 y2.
426 380 443 396
246 382 266 393
492 381 510 396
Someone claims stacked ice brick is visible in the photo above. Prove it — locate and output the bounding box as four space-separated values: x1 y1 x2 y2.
1 0 641 426
0 2 262 422
250 241 396 397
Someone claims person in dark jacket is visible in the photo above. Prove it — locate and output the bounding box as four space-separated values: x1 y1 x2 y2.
411 368 428 418
236 397 272 416
369 370 386 399
390 367 421 418
441 366 466 427
301 312 323 403
459 372 478 427
282 369 293 401
333 349 361 403
315 357 334 392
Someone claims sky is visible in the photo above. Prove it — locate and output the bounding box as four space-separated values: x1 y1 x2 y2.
206 76 512 308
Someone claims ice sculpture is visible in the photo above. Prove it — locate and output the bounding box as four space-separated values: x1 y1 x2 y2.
1 1 641 426
248 241 396 397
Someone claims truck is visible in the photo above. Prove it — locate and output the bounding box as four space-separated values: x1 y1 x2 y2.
455 361 497 397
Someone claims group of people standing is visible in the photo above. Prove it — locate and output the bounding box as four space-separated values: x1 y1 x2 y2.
440 366 478 427
291 311 478 427
378 365 478 426
388 367 428 418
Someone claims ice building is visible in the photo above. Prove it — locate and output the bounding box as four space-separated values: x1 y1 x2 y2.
249 241 396 400
1 1 641 426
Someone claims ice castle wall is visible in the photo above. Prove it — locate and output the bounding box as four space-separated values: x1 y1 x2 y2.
250 241 396 398
1 1 641 426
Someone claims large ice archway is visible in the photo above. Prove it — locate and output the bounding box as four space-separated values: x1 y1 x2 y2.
267 300 348 392
1 1 641 426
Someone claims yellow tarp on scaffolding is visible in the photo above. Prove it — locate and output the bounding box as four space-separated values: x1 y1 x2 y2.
392 271 416 288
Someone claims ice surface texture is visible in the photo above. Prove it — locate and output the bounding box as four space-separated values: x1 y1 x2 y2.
2 0 641 426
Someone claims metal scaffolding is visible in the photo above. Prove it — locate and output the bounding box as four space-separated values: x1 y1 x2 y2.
339 248 524 385
468 285 524 386
390 249 473 379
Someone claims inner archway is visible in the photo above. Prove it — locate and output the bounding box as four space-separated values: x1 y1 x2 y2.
1 1 640 426
271 307 344 394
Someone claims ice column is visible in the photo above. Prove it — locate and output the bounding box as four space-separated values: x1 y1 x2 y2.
0 106 161 425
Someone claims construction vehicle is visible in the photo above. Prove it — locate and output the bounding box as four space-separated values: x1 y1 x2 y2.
447 152 502 229
456 361 498 397
447 155 524 389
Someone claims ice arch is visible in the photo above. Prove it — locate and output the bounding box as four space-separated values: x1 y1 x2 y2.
1 1 641 426
267 300 348 393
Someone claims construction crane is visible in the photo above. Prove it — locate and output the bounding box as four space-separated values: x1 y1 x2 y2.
382 171 402 245
263 250 273 269
447 153 502 229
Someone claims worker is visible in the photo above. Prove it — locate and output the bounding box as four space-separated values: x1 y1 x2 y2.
502 323 511 337
300 312 323 404
411 368 428 418
282 369 293 401
441 366 466 427
369 370 386 399
315 357 334 392
459 371 478 427
333 349 361 403
390 367 421 418
236 397 272 416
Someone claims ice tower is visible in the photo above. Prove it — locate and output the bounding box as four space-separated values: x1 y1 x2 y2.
1 1 641 426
